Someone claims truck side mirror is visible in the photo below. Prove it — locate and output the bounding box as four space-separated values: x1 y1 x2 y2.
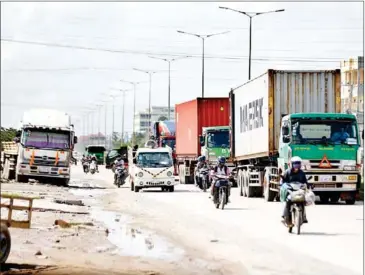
282 136 290 143
13 137 20 143
74 136 78 144
199 135 205 146
282 126 289 136
362 130 364 140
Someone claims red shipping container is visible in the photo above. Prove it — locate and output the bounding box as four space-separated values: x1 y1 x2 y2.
175 97 230 157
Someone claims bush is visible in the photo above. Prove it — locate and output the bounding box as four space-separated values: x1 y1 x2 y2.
0 127 17 150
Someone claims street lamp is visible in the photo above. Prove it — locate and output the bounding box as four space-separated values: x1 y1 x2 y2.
133 68 158 135
111 88 130 144
120 79 145 145
177 30 230 98
219 6 285 80
148 56 190 120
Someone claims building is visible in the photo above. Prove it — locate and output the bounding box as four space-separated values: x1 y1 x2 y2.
340 56 364 144
134 106 175 133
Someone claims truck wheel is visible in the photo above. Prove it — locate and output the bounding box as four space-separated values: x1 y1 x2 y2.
330 195 340 203
169 186 175 192
264 182 275 202
0 223 11 264
131 181 135 191
320 196 329 204
238 171 244 196
345 198 356 205
243 172 248 197
15 174 28 183
134 187 140 193
246 173 254 198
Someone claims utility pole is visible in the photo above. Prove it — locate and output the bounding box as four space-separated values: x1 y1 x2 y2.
120 79 145 146
219 6 284 80
110 88 129 144
133 68 159 135
110 94 118 147
95 104 103 145
177 30 229 97
148 56 190 120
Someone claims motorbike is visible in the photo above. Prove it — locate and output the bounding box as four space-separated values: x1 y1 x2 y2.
285 182 308 235
213 174 230 210
197 167 210 192
90 160 97 175
82 161 90 174
114 165 126 188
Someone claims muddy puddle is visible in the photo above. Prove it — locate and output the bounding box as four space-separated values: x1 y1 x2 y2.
91 209 185 261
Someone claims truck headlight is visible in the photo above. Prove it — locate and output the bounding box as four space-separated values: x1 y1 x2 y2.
167 171 173 177
138 172 143 177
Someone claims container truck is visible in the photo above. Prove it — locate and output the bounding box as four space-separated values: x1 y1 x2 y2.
230 69 362 204
1 109 77 185
175 97 230 184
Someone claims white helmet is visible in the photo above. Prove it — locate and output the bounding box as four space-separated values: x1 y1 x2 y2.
290 156 302 163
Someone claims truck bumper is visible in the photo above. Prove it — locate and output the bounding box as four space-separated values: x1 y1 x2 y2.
17 164 70 178
307 173 359 192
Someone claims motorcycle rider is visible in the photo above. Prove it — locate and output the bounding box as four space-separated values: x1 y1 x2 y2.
195 156 208 188
281 156 312 225
113 156 125 184
90 154 99 172
81 154 89 172
210 156 231 202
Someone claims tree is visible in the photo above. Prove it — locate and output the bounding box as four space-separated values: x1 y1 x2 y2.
0 127 18 151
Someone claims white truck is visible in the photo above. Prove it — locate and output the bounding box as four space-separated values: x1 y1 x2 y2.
1 109 77 185
128 147 177 192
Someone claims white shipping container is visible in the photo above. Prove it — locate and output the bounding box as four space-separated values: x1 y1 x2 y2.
231 69 341 161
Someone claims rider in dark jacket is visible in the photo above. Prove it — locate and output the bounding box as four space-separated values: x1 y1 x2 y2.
195 156 208 188
211 156 231 202
281 156 312 225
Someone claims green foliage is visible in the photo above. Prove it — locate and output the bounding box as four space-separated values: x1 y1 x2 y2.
0 127 18 150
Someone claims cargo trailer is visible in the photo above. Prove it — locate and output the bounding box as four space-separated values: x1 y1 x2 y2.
175 98 230 184
230 69 362 204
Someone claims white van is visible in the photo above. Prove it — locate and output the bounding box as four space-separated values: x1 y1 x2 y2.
129 147 177 192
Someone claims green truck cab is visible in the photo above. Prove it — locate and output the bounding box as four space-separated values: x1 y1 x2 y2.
85 145 106 165
199 126 231 165
278 113 362 204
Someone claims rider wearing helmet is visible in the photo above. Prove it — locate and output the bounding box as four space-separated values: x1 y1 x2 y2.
113 155 125 183
195 155 208 188
281 156 311 225
90 154 99 172
211 156 231 202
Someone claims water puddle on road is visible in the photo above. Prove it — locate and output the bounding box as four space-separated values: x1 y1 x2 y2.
91 209 185 261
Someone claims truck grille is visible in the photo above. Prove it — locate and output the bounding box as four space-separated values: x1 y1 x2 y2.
308 159 341 169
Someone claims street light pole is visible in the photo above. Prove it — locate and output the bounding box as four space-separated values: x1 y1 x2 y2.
111 88 130 144
177 30 229 98
219 6 285 80
95 104 102 145
133 68 158 135
120 79 145 146
148 56 190 120
110 94 117 145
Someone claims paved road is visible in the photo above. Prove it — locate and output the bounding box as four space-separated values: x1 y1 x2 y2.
74 166 363 275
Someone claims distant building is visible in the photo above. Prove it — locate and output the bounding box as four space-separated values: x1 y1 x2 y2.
134 106 175 133
340 56 364 144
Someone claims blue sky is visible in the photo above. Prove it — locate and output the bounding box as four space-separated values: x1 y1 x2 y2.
1 2 363 135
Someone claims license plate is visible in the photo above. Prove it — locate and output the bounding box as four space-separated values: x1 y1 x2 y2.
348 175 357 180
319 175 331 182
39 167 49 173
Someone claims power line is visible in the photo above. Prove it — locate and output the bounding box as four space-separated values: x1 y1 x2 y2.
1 38 356 63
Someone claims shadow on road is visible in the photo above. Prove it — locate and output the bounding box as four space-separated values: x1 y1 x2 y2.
0 263 54 273
300 232 340 236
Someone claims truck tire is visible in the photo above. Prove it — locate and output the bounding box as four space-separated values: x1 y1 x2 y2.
263 179 275 202
0 223 11 264
238 171 244 197
246 172 254 198
345 198 356 205
15 174 28 183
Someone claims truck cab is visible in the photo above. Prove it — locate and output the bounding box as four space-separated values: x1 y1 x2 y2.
278 113 361 204
199 126 230 165
129 147 177 193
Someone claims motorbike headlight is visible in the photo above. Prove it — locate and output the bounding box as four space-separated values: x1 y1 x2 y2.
167 171 173 177
138 172 143 177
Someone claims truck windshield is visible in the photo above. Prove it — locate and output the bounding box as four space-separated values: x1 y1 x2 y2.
207 130 230 148
22 130 70 149
291 120 358 145
137 152 172 168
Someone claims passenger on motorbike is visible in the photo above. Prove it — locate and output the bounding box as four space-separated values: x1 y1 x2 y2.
195 156 208 187
210 156 231 202
281 156 312 225
113 156 124 184
90 154 99 172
